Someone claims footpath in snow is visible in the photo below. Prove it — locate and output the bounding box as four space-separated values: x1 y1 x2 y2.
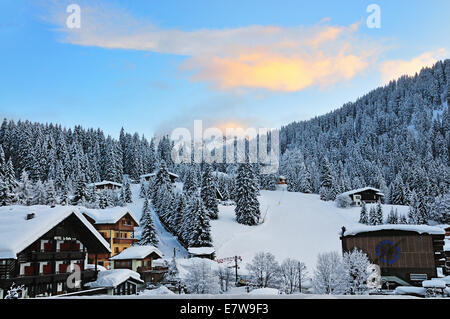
127 184 188 259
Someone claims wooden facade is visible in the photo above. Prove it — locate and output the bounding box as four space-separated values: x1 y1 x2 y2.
112 251 165 283
0 213 110 298
341 187 384 206
89 181 122 191
84 213 138 269
341 229 446 287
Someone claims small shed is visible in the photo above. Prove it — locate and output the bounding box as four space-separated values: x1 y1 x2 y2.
277 176 287 185
339 187 384 206
188 247 216 260
110 246 163 273
85 269 144 295
88 181 122 191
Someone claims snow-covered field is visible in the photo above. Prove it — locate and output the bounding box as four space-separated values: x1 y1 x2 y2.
128 184 408 274
211 188 409 273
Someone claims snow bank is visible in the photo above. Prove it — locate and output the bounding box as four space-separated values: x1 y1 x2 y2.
85 269 143 288
110 245 163 260
342 224 444 237
394 286 426 296
0 205 111 259
140 286 175 295
423 280 446 288
249 288 280 295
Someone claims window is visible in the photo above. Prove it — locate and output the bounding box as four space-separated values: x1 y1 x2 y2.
115 247 119 253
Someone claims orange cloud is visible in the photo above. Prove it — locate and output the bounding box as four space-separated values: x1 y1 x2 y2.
44 1 382 92
380 49 447 83
185 51 368 92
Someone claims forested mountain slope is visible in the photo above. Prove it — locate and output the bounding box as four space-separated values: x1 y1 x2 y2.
279 60 449 213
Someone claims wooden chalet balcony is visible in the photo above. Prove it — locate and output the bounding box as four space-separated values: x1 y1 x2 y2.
28 251 86 261
0 270 98 290
112 238 136 244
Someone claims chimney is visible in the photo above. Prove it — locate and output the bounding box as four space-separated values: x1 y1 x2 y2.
26 213 35 220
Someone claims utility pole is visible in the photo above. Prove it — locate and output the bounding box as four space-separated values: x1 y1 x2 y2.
234 256 239 284
298 262 302 293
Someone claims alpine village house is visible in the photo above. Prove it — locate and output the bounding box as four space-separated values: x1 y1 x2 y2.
81 207 139 269
0 206 111 298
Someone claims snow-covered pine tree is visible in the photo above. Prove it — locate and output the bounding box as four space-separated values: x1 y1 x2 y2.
235 163 261 226
375 202 384 225
319 158 335 201
359 202 368 224
72 175 87 206
121 177 132 203
17 169 33 205
187 196 213 247
46 179 57 206
368 206 377 225
201 164 219 220
139 196 158 247
139 181 147 198
32 180 47 205
386 207 399 224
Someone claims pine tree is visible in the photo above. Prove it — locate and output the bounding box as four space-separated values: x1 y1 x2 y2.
46 179 57 206
375 202 384 225
187 196 213 247
121 177 132 203
201 164 219 220
359 202 368 224
72 176 87 206
386 207 399 224
139 197 158 247
235 163 261 226
319 158 334 201
368 206 378 225
17 170 32 205
32 180 47 205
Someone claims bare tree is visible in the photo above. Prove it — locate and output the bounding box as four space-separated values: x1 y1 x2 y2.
246 252 280 288
280 258 308 294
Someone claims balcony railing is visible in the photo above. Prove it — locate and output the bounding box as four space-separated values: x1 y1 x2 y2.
113 238 137 244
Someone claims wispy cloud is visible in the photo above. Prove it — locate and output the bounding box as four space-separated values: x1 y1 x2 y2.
380 49 447 84
43 1 384 92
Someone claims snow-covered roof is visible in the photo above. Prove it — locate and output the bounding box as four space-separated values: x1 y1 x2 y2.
140 171 179 179
110 245 163 260
340 187 384 197
85 269 143 288
81 207 138 225
0 205 111 259
87 181 122 188
152 259 169 267
86 264 107 272
188 247 215 255
342 224 445 237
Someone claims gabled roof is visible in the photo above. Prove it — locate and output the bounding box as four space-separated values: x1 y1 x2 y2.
140 171 179 179
341 224 445 237
0 205 111 259
340 187 384 197
87 180 122 188
110 245 163 260
85 269 143 288
81 207 139 226
188 247 215 255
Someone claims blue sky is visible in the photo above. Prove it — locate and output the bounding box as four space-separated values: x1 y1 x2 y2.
0 0 449 138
